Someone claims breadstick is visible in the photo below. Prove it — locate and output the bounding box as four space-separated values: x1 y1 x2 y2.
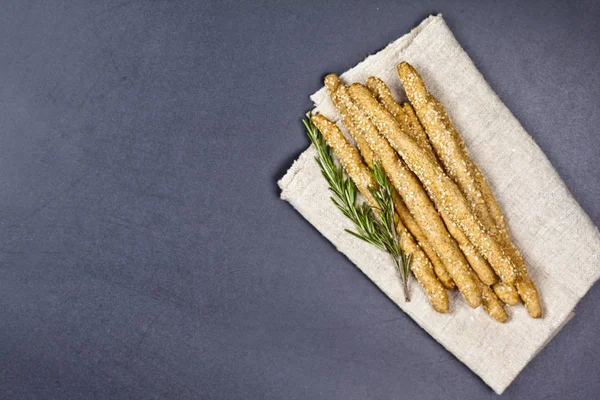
391 191 455 289
366 77 437 159
324 74 455 290
365 77 409 131
348 83 517 285
446 220 497 285
475 160 540 315
311 114 449 313
364 78 497 286
397 63 495 230
402 103 436 157
492 282 520 306
397 62 541 317
332 84 481 308
314 110 503 320
402 102 431 147
473 270 508 323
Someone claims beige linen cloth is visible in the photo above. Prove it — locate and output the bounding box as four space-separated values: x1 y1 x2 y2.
278 15 600 394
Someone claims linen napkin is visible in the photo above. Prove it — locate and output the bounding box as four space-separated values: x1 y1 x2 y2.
278 15 600 394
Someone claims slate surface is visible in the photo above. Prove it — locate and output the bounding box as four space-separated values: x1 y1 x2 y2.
0 1 598 399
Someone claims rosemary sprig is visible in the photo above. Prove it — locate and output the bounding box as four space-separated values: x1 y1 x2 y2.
303 113 412 301
370 160 412 300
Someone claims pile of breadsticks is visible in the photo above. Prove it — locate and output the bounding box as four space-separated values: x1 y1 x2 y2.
311 62 541 322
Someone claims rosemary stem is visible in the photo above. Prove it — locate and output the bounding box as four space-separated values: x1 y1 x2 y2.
391 255 410 302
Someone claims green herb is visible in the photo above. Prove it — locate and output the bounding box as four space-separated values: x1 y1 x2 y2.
303 112 412 301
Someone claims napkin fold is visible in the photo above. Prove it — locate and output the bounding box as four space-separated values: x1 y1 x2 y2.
279 15 600 394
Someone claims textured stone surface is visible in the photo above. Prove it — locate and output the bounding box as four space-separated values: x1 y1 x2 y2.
0 1 598 399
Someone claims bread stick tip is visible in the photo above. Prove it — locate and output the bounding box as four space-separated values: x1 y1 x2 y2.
324 74 341 92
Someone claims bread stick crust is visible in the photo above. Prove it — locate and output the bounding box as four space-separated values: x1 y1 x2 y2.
364 78 498 287
397 62 541 317
349 82 517 286
325 75 455 291
392 192 455 290
492 282 521 306
311 113 448 313
336 85 481 308
477 275 509 323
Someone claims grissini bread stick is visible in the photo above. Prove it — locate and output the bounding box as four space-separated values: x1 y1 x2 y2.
403 116 498 285
397 65 518 298
397 63 496 230
397 62 540 317
365 77 410 132
324 74 455 290
513 273 541 317
364 78 498 286
402 102 437 157
334 86 482 308
402 103 438 161
474 160 541 315
472 269 508 323
311 114 449 313
366 76 436 159
360 134 456 290
391 191 456 289
327 75 458 292
445 219 498 286
492 282 521 306
348 82 517 285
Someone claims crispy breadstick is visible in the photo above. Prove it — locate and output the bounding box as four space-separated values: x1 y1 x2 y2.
332 84 481 308
365 78 497 286
365 77 409 130
402 103 437 158
325 75 455 290
313 106 498 318
407 93 521 306
492 282 520 306
397 62 541 317
397 63 495 230
398 73 514 295
348 83 517 285
474 270 508 323
391 191 455 289
311 114 448 313
446 220 497 286
474 159 540 315
366 77 437 159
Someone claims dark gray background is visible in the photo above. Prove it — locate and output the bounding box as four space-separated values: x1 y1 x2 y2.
0 1 598 399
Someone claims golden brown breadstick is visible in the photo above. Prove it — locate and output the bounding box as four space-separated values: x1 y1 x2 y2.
492 282 520 306
332 83 481 308
446 220 497 286
474 271 508 323
366 76 437 160
475 163 540 315
324 74 455 290
365 78 497 286
365 77 409 130
391 191 455 289
311 114 449 313
348 82 517 285
397 62 541 317
401 102 438 159
514 273 541 317
397 63 496 230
